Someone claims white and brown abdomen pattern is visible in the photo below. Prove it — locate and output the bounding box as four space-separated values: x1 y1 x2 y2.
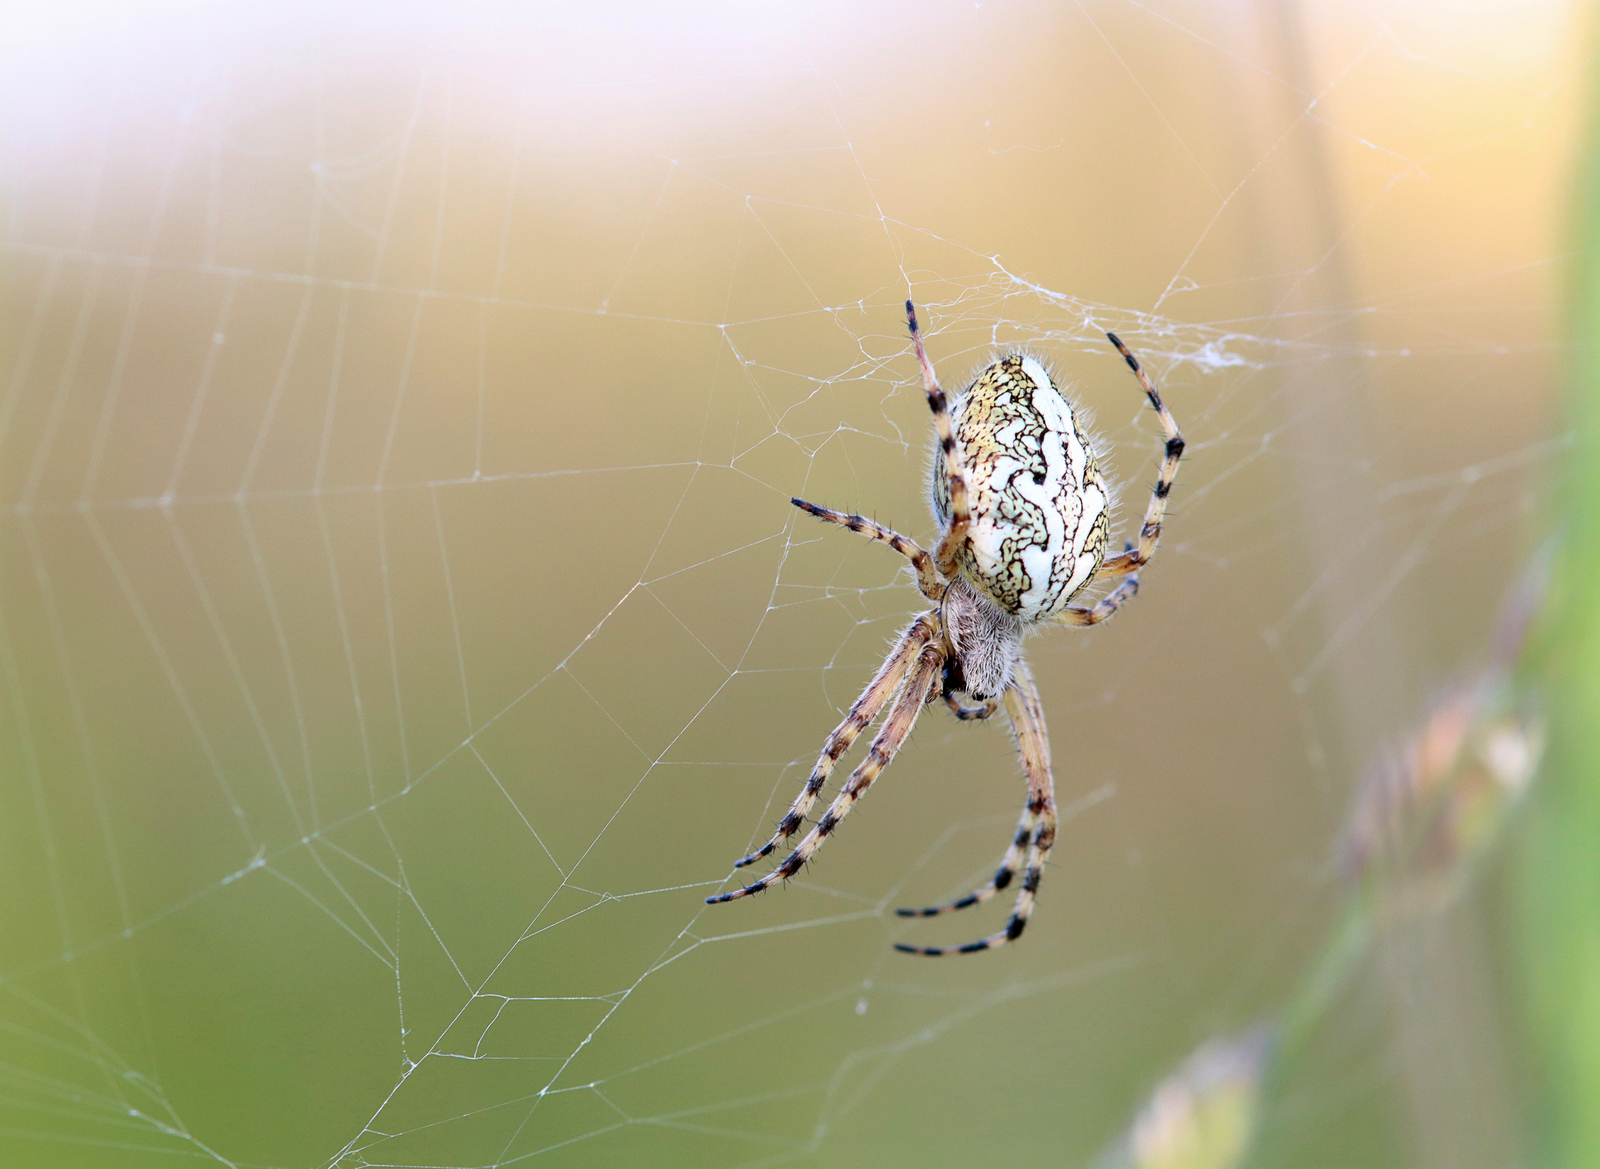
933 355 1110 622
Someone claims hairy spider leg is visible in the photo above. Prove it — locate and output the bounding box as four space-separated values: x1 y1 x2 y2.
1053 574 1140 628
895 657 1046 922
720 615 936 874
790 498 945 602
906 298 971 578
708 644 945 904
1096 333 1185 579
896 662 1057 955
896 799 1036 918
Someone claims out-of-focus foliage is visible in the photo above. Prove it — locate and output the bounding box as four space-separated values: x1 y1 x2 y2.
1097 1028 1273 1169
1098 553 1549 1169
1517 39 1600 1169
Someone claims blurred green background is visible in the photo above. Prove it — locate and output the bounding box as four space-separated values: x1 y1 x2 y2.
0 1 1582 1166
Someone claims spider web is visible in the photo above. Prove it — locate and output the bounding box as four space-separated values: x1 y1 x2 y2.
0 1 1575 1166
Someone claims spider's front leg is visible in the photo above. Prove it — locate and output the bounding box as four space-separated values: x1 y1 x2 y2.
896 661 1057 955
708 642 946 905
709 614 937 888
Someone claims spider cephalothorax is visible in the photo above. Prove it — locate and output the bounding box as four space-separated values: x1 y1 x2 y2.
707 300 1184 955
938 575 1021 702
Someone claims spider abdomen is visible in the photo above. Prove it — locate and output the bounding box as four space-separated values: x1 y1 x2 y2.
933 355 1111 622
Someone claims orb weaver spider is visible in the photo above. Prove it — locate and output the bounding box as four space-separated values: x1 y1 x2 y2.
707 300 1183 955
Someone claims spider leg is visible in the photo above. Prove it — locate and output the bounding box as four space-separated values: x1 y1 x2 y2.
791 497 945 602
906 299 971 578
713 614 937 877
1095 333 1185 580
896 660 1056 955
1053 574 1139 628
896 801 1035 917
707 642 945 904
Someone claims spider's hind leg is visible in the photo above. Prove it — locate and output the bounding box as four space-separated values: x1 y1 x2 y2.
906 299 972 579
1095 334 1185 580
1053 573 1139 628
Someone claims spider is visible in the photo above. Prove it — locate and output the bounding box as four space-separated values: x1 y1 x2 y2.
706 300 1184 955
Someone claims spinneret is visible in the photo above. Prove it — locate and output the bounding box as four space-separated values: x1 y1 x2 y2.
707 301 1185 955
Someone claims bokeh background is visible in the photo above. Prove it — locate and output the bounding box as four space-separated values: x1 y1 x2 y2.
0 1 1581 1166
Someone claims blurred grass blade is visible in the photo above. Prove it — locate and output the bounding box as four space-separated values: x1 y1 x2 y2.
1518 55 1600 1169
1095 1027 1275 1169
